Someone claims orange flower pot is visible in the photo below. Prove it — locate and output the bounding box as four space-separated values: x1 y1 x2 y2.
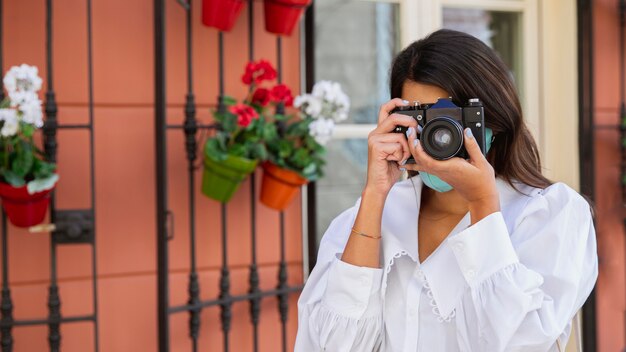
260 162 308 210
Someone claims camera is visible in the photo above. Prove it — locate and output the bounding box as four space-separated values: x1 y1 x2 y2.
392 98 486 161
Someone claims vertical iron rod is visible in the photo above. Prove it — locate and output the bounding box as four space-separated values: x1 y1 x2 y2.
277 212 288 352
154 0 169 350
247 2 261 352
216 31 231 352
219 204 231 352
0 213 12 352
86 0 100 350
44 0 61 350
183 1 200 350
0 4 11 351
275 36 289 352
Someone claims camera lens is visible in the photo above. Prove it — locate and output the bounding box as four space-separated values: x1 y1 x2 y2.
421 117 463 160
431 128 453 150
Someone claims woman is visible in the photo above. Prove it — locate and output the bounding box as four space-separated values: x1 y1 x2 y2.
295 30 597 351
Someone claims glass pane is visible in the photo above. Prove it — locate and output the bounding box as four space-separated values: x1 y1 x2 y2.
314 0 401 124
442 8 523 93
314 1 401 245
316 139 368 245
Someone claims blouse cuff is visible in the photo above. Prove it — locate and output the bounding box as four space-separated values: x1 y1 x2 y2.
447 212 519 285
421 212 519 318
321 256 384 320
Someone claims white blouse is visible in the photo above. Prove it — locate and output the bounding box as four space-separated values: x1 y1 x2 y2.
295 177 598 352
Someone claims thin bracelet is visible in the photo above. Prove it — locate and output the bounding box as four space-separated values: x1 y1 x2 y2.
350 228 382 239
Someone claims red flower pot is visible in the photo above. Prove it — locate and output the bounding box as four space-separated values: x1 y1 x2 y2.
202 0 246 32
260 162 308 210
0 183 53 228
263 0 312 36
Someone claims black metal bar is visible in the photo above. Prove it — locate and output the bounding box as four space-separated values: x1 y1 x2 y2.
274 36 289 352
218 32 226 114
55 124 92 129
0 213 12 352
86 0 99 349
247 2 261 352
277 212 288 352
155 0 169 350
0 3 11 350
0 314 95 328
219 204 231 352
182 0 200 350
167 123 215 130
168 284 305 314
304 5 318 274
44 0 61 350
577 0 596 351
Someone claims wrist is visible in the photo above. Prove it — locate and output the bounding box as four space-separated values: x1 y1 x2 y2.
468 195 500 225
361 186 389 205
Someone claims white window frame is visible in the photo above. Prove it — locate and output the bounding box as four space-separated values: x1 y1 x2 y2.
334 0 542 152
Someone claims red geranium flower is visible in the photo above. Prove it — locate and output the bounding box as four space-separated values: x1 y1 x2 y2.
270 84 294 107
229 103 259 127
251 88 271 106
241 60 277 86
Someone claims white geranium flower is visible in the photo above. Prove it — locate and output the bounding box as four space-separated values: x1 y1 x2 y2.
308 118 335 145
19 98 43 127
295 95 323 118
3 64 42 106
0 109 19 137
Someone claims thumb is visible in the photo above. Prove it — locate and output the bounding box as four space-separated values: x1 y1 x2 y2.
463 128 487 165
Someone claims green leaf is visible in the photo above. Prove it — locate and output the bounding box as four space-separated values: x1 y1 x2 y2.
204 138 227 161
1 170 25 187
11 142 34 177
21 123 35 138
222 96 237 106
32 158 56 179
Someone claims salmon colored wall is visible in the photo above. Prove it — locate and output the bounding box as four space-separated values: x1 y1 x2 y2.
4 0 304 351
594 0 626 350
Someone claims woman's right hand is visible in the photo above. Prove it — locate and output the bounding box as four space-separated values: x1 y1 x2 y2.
364 98 418 197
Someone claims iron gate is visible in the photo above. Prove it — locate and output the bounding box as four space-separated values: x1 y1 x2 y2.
0 0 100 351
154 0 307 351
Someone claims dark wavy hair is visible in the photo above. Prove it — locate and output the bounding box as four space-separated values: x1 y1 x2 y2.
390 29 551 190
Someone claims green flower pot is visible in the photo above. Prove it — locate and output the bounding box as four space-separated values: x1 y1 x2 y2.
202 154 258 203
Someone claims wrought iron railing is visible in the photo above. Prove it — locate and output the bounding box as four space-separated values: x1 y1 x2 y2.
154 1 305 351
0 0 100 351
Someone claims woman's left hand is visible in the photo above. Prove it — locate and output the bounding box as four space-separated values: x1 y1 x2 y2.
404 127 500 223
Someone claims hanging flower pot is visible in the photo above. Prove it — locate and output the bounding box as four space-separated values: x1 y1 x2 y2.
263 0 312 36
202 153 258 203
260 162 308 210
202 0 246 32
0 183 53 228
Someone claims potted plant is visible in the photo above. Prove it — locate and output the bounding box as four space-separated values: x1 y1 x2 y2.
0 64 58 227
263 0 312 36
260 80 349 210
202 59 282 203
202 0 246 32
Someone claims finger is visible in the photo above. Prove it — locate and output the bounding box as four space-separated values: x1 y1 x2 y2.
376 113 418 133
371 133 411 165
374 142 404 162
407 130 440 172
463 128 488 166
377 98 409 124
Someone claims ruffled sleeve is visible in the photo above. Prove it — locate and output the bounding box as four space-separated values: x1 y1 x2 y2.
422 182 598 351
294 202 385 351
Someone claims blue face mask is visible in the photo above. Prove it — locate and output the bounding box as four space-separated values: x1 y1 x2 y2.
419 128 493 192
